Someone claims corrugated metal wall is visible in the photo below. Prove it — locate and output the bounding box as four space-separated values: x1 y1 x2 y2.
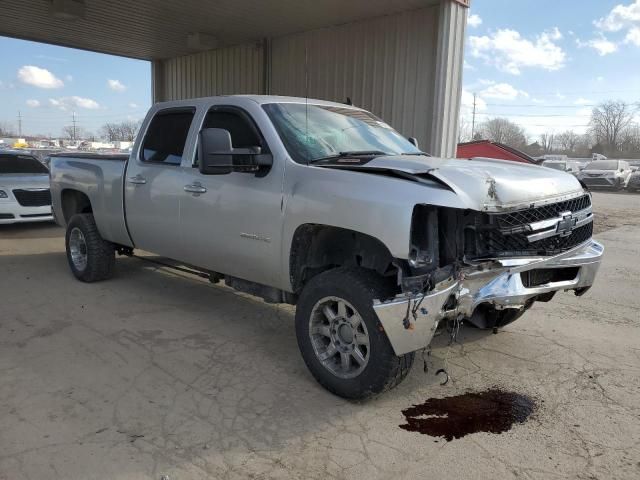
155 43 264 101
429 0 466 157
152 4 464 154
270 7 438 147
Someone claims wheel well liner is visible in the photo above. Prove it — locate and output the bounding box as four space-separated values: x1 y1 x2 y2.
61 189 93 224
289 224 395 292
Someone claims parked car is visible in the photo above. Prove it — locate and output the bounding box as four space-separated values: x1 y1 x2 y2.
627 170 640 192
50 95 603 399
578 160 632 190
542 159 581 176
0 150 54 224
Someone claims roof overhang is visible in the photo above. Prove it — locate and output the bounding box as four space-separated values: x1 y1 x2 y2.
2 0 441 60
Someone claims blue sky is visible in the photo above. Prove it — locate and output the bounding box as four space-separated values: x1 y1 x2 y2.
1 0 639 139
463 0 640 137
0 37 150 137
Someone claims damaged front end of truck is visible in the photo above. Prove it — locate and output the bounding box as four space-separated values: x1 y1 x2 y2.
374 192 603 356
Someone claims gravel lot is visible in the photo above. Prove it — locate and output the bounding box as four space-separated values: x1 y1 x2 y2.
1 191 639 480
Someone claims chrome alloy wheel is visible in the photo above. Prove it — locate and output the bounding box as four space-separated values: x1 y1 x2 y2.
69 227 88 271
309 296 370 379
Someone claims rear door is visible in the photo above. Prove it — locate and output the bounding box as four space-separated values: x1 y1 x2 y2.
124 108 196 259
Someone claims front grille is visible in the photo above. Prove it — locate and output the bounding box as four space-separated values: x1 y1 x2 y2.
494 194 591 229
12 189 51 207
582 178 613 186
467 194 594 259
479 221 593 258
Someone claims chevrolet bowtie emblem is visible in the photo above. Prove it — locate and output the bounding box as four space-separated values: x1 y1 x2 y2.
556 212 577 237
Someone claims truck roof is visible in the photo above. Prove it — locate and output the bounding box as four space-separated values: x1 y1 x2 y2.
154 95 362 110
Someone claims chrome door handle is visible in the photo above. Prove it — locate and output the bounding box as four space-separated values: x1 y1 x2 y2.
128 175 147 185
184 183 207 194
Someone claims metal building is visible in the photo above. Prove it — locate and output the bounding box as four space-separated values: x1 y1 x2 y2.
1 0 469 156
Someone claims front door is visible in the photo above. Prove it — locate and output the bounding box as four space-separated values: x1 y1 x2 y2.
179 106 284 287
124 108 195 259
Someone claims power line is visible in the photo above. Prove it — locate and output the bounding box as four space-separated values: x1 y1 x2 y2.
483 103 598 108
474 112 592 118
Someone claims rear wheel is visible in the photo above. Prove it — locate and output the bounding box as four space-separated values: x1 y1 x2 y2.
65 213 115 282
295 267 414 400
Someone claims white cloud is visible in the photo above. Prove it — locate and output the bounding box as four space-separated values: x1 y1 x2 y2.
26 99 40 107
17 65 64 89
626 26 640 45
65 74 73 82
593 1 640 50
574 97 593 106
577 35 618 55
596 76 605 82
128 102 139 108
460 89 487 117
468 14 482 28
479 82 529 101
595 0 640 32
49 96 100 110
107 79 126 92
468 28 566 74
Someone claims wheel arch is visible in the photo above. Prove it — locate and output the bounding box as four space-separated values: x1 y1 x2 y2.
289 223 398 294
60 189 93 224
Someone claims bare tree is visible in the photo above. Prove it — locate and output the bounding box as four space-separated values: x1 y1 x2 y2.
539 132 556 153
556 130 580 153
101 120 142 142
0 122 15 136
458 117 472 143
478 118 527 148
620 125 640 157
589 101 637 154
61 125 85 141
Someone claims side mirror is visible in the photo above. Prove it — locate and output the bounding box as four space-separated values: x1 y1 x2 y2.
620 168 624 173
408 137 419 148
198 128 272 175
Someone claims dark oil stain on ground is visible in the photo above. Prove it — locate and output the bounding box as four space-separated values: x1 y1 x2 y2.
399 388 536 441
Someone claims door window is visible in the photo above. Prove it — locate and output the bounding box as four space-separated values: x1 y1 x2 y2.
141 109 195 165
194 109 265 167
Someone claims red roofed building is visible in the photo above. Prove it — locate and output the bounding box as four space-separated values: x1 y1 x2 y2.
457 140 536 164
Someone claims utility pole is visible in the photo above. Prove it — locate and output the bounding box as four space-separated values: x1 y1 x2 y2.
471 93 477 139
72 111 77 141
17 111 22 137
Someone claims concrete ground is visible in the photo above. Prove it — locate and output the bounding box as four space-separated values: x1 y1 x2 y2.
1 192 639 480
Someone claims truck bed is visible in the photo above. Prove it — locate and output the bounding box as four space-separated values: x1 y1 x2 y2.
50 152 132 247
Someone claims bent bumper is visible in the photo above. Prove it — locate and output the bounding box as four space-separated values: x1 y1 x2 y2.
374 239 604 356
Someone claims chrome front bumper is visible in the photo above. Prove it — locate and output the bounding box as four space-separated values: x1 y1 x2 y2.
374 239 604 356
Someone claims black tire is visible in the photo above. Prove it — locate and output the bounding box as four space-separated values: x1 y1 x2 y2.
295 267 414 400
65 213 115 282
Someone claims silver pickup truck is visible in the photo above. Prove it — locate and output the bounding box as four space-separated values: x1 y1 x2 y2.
51 95 603 399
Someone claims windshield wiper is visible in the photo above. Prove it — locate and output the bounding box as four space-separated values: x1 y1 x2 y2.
309 150 389 164
401 151 431 156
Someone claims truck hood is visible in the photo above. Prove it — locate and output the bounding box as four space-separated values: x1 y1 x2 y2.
319 155 586 211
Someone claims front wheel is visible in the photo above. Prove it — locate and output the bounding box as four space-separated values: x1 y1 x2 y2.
295 267 414 400
65 213 115 282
